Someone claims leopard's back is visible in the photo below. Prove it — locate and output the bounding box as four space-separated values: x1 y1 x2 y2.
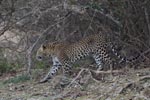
63 34 108 62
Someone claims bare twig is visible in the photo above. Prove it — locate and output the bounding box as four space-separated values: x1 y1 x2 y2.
84 9 96 36
144 8 150 37
67 68 85 88
86 7 122 29
63 4 122 29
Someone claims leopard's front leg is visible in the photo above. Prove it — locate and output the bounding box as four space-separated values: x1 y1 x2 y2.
39 57 62 83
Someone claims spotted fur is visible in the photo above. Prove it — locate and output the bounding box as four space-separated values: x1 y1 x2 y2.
36 34 125 83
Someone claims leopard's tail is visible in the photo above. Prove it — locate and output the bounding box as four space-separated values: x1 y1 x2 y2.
110 42 141 65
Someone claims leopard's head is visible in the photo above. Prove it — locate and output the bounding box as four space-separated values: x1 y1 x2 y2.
36 42 59 61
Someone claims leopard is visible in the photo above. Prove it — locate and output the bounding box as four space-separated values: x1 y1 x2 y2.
36 33 125 83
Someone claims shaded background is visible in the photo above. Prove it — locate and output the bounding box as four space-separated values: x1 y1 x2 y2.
0 0 150 74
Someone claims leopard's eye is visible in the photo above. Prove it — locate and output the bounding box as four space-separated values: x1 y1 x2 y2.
37 56 42 60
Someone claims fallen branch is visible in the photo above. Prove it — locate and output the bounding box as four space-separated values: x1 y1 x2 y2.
139 75 150 81
90 69 124 74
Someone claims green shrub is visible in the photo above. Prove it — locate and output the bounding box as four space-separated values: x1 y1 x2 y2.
0 59 14 74
3 74 30 84
0 60 22 74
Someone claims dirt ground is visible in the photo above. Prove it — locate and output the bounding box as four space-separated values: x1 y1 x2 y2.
0 67 150 100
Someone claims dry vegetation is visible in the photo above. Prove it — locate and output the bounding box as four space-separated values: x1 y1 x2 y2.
0 0 150 100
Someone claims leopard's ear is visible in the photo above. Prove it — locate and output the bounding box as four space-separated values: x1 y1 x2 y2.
42 44 47 49
42 40 49 49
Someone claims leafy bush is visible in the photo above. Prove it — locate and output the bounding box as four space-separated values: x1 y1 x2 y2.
0 58 22 75
0 59 14 74
3 74 30 84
